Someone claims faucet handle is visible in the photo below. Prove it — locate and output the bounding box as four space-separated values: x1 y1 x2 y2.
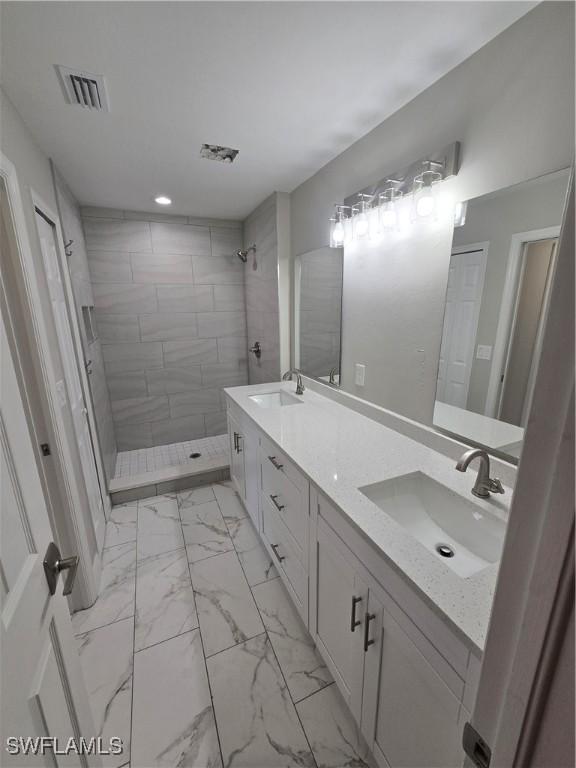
488 478 505 495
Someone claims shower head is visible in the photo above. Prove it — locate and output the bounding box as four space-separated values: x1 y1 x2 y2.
236 244 256 263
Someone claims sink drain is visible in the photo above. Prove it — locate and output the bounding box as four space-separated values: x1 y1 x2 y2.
189 452 202 459
436 543 455 558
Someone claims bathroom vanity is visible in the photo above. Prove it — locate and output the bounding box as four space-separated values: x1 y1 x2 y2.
225 381 511 768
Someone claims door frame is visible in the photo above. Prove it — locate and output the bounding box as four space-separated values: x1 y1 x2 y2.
32 189 110 527
471 172 574 765
0 150 100 607
484 226 561 419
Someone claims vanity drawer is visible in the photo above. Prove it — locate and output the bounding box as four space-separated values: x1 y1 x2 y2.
261 456 308 558
261 493 308 622
260 435 308 496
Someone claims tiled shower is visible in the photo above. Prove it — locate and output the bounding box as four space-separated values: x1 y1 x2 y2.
77 199 283 489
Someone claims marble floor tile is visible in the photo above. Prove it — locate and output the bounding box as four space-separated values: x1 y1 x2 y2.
105 504 137 549
189 550 264 657
73 542 136 635
296 683 376 768
137 495 184 559
212 481 248 522
131 630 222 768
177 486 216 509
77 618 133 768
226 514 278 587
207 634 315 768
135 548 198 652
181 500 234 563
252 578 332 703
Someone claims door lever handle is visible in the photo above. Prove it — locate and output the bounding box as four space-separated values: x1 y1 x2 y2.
43 542 79 596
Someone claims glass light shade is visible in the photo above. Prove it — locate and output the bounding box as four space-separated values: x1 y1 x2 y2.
330 218 345 247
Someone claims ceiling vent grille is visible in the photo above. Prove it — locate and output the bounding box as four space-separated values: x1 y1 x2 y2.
55 65 110 112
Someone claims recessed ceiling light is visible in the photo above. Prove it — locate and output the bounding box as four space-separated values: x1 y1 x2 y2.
155 195 172 205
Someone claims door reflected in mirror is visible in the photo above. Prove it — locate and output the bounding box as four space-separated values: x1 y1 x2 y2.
434 169 569 461
295 247 343 384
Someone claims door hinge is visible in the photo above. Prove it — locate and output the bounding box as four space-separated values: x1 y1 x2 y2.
40 443 51 456
463 722 491 768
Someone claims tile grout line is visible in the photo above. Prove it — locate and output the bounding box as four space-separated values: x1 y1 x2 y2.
178 486 226 768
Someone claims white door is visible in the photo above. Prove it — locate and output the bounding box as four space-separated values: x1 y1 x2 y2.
35 210 105 555
437 245 487 408
0 308 100 766
314 516 367 722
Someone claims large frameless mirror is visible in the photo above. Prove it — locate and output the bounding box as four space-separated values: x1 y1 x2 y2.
433 169 570 461
294 247 343 384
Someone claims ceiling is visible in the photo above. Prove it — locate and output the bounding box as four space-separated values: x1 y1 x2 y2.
1 2 536 219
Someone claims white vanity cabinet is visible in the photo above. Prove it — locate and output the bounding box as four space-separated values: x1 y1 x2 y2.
227 404 260 528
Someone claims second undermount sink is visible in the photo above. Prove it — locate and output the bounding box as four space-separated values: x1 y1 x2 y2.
359 471 505 578
249 391 304 409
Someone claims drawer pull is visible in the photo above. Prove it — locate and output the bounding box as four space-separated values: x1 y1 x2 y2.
271 543 286 563
268 455 284 470
350 595 362 632
236 434 243 454
364 612 376 652
270 494 285 511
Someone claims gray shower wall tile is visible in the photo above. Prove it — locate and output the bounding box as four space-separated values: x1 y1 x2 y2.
169 389 222 419
151 415 206 446
197 311 246 339
163 339 218 368
93 283 158 314
115 423 153 451
204 410 228 437
210 228 242 258
213 284 246 312
201 362 248 389
156 285 214 313
106 372 148 402
145 367 203 395
217 337 248 364
131 253 194 284
95 313 141 343
111 396 170 426
88 251 133 283
103 342 163 373
150 223 211 256
192 255 244 285
139 313 199 342
84 218 152 252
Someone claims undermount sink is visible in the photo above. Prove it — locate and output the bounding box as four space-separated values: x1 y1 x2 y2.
249 391 303 409
359 471 505 578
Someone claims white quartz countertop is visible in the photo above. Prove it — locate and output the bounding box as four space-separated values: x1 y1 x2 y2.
225 381 513 654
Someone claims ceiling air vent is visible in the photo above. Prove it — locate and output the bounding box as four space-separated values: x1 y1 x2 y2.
55 65 110 111
200 144 239 163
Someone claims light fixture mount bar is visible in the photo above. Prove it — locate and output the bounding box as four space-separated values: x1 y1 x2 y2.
342 141 460 210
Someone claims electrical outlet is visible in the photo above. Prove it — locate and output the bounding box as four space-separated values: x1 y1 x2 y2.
355 363 366 387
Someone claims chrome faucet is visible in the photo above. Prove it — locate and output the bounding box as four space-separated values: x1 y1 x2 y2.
456 448 505 499
282 369 305 395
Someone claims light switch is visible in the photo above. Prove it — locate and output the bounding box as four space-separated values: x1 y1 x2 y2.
476 345 492 361
355 363 366 387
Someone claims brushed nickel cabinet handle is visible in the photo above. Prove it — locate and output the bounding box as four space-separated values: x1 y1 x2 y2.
364 612 376 652
271 543 286 563
268 456 284 470
270 494 285 511
350 595 362 632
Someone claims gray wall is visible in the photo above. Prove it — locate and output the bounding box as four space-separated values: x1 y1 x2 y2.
53 171 117 483
452 171 569 414
82 207 246 450
243 194 282 384
289 3 574 423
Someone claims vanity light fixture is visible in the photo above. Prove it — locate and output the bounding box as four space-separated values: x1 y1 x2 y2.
329 205 350 248
353 193 373 239
154 195 172 205
378 180 403 231
412 160 444 220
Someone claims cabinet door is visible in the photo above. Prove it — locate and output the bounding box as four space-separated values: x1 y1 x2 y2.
314 516 367 722
242 422 260 529
370 609 463 768
228 412 246 500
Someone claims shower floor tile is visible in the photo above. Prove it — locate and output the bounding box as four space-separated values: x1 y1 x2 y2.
114 434 228 479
